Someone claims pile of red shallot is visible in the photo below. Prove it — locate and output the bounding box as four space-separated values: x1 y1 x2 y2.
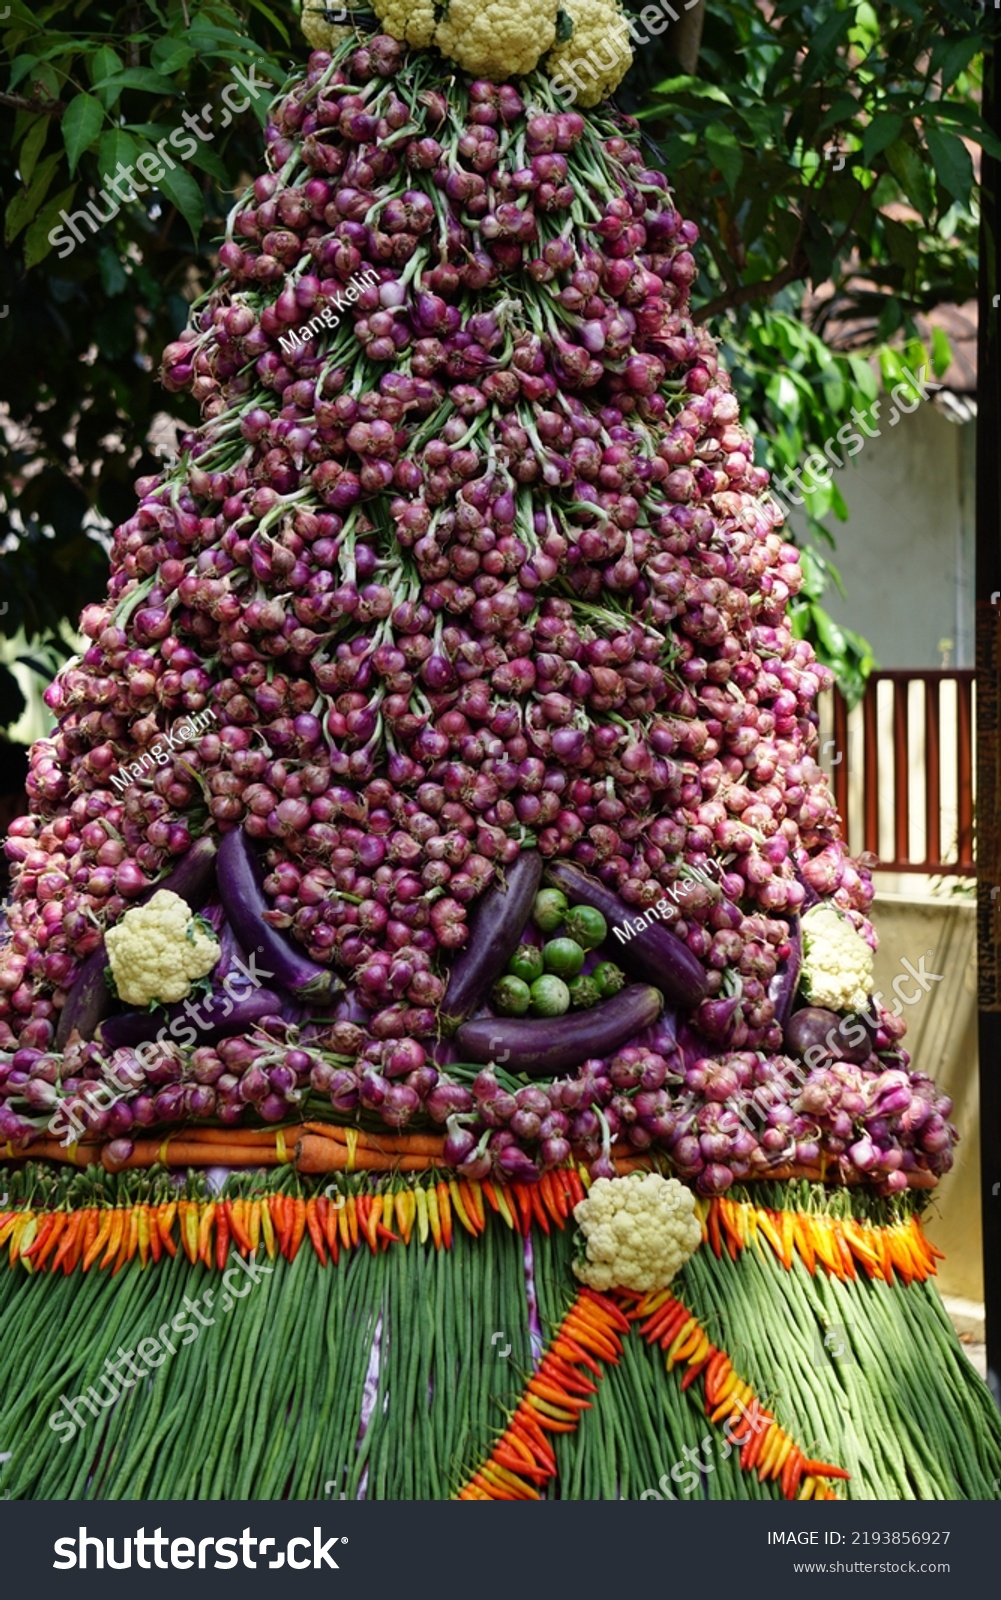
0 36 955 1195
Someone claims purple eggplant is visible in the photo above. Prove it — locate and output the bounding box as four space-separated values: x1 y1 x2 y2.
545 861 708 1010
442 850 542 1026
455 983 663 1077
54 945 113 1050
146 835 219 909
784 1004 875 1065
217 826 339 1002
768 914 801 1027
96 987 291 1053
55 837 220 1047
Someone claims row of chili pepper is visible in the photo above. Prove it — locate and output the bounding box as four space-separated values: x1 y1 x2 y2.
456 1288 631 1501
698 1196 943 1286
0 1169 592 1275
620 1287 849 1501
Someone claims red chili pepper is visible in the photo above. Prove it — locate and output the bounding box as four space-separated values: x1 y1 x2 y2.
215 1205 231 1272
305 1198 327 1265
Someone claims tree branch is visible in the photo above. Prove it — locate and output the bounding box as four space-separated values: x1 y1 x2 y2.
693 252 810 322
666 2 706 76
0 91 65 116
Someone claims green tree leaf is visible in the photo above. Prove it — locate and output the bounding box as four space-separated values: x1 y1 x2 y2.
154 165 205 240
23 184 77 269
17 116 49 188
924 125 974 204
97 128 141 191
150 37 196 74
92 68 178 96
705 123 743 195
88 44 124 108
861 112 903 164
62 92 105 176
4 151 61 244
886 138 935 215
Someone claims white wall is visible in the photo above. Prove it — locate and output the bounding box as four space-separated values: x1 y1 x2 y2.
789 402 975 670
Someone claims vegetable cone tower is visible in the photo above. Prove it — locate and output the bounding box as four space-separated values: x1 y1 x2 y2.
0 4 998 1501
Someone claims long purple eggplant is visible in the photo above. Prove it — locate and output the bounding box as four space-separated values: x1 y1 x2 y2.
768 913 801 1027
455 983 663 1076
55 836 219 1047
217 826 339 1002
545 861 709 1010
442 850 542 1026
97 987 290 1052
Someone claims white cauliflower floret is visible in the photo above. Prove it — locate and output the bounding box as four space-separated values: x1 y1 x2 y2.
800 902 874 1014
299 3 354 50
105 890 220 1008
435 0 560 80
572 1172 701 1293
372 0 438 47
546 0 633 109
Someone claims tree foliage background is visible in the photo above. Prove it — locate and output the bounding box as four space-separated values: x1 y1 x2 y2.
1 0 998 735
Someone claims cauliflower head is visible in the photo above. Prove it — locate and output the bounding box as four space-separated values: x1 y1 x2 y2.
545 0 633 109
105 890 221 1008
572 1172 701 1293
299 3 354 50
800 902 874 1014
435 0 560 79
373 0 438 47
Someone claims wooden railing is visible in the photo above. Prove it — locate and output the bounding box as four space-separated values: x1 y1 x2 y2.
823 670 975 875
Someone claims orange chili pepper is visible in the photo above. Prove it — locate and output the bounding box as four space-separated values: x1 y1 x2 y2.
565 1168 586 1208
83 1210 113 1273
305 1198 326 1265
51 1212 82 1275
289 1195 307 1261
436 1181 453 1250
550 1333 603 1376
458 1178 485 1232
21 1213 56 1263
320 1197 341 1263
719 1199 741 1261
832 1219 857 1280
274 1195 293 1257
803 1459 851 1481
215 1204 231 1271
227 1198 251 1255
111 1210 133 1277
577 1288 631 1333
511 1183 533 1236
101 1209 126 1271
394 1188 413 1246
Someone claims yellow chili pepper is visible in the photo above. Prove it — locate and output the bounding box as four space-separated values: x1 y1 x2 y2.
260 1197 276 1260
197 1202 216 1268
426 1182 442 1249
448 1179 475 1237
137 1206 151 1269
415 1184 429 1245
